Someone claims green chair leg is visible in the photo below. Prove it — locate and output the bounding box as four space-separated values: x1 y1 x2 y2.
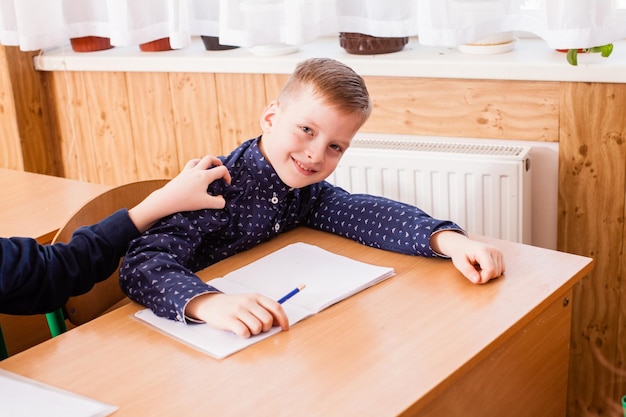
0 324 8 360
46 309 67 337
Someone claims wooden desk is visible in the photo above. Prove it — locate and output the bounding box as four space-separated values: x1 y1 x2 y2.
0 168 111 356
0 228 593 417
0 168 110 243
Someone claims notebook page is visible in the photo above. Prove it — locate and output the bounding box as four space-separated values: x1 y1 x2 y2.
223 242 394 312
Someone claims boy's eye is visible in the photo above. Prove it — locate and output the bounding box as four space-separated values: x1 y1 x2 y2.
329 144 344 153
301 126 313 135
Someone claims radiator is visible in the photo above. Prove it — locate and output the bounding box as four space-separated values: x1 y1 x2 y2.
326 133 532 244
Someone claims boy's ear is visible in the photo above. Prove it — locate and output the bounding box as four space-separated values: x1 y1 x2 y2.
259 101 278 132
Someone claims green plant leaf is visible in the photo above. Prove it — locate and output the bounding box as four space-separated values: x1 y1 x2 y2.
567 49 578 66
600 43 613 58
566 43 613 65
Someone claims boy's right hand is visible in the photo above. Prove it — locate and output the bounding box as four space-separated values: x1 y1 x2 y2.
160 155 232 213
185 293 290 338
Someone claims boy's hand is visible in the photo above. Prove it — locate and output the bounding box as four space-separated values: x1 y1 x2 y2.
430 231 505 284
185 293 290 338
128 155 232 233
160 155 232 213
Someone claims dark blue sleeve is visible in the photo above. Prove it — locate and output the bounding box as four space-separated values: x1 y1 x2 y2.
0 209 139 315
119 211 223 323
304 182 465 257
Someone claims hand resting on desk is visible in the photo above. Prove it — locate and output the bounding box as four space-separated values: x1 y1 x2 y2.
430 230 505 284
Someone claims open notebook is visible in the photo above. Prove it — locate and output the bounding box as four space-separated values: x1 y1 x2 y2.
135 242 395 359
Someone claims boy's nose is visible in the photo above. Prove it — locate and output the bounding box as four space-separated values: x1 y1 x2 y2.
305 141 325 163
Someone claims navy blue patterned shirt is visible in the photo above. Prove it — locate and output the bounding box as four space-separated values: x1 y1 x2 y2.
120 137 463 322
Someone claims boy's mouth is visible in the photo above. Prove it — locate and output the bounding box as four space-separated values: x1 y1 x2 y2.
293 158 317 175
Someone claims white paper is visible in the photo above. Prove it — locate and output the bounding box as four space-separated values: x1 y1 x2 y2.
0 370 118 417
221 242 396 312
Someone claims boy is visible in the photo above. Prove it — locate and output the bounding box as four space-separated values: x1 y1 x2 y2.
0 155 230 315
120 58 504 338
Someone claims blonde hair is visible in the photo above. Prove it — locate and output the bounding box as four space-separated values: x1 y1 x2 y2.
278 58 372 126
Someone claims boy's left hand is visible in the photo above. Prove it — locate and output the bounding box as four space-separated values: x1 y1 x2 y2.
431 231 505 284
449 239 505 284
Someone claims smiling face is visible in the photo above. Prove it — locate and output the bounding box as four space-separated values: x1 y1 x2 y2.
258 86 363 189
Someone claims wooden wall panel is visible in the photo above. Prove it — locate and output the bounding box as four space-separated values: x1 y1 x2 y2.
0 46 23 170
51 71 137 185
559 82 626 416
264 75 560 142
264 73 289 103
620 236 626 415
4 47 62 176
49 72 99 183
125 72 179 181
82 72 137 185
169 72 223 164
214 73 267 153
362 77 560 142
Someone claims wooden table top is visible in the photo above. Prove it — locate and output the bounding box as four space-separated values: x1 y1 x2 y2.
0 168 110 243
0 228 593 416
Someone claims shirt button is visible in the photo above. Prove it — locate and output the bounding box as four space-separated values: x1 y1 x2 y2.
270 196 278 204
274 223 280 232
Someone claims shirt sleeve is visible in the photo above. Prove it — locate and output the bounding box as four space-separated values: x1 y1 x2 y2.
119 211 222 323
0 209 140 315
304 183 465 257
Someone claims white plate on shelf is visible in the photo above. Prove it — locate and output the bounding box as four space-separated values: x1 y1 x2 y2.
248 44 298 57
458 39 516 55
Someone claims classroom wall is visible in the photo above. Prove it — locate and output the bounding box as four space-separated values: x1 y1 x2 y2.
0 46 23 171
1 45 625 417
0 46 62 176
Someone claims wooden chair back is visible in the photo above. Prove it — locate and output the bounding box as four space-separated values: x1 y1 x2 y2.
49 179 168 327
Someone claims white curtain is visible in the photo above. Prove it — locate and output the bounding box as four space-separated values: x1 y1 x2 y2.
1 0 625 51
0 0 219 50
218 0 337 47
416 0 626 49
336 0 418 37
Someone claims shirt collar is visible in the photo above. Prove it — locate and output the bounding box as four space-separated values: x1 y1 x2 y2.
243 137 294 202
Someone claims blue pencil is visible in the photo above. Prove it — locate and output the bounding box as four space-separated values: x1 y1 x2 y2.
277 284 306 304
